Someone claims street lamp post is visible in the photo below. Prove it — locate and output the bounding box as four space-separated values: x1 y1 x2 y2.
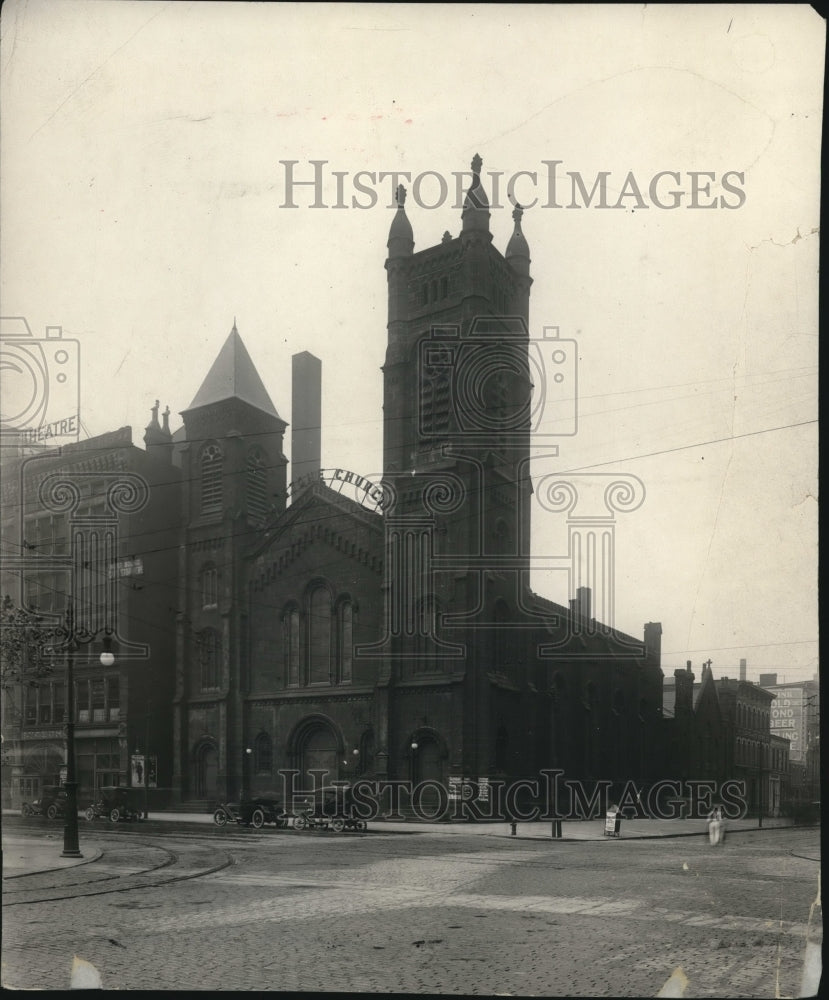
62 608 81 858
61 606 115 859
242 747 253 802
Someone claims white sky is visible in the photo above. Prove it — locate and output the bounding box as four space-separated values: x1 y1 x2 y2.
0 2 821 682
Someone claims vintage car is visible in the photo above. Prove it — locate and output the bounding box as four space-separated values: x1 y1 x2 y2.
21 785 68 820
213 796 289 829
85 785 145 823
291 785 368 833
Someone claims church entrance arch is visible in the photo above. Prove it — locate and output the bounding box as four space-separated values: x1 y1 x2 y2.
193 738 219 801
291 716 343 789
408 728 446 815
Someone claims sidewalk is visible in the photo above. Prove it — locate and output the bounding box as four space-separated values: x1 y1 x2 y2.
140 811 798 839
2 833 103 879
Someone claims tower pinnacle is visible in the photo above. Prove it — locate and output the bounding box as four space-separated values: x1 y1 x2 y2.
387 183 414 258
506 201 530 268
461 153 491 237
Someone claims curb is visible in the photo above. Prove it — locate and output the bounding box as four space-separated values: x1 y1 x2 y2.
3 845 104 880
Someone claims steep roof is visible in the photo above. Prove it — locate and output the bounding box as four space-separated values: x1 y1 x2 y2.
185 323 283 420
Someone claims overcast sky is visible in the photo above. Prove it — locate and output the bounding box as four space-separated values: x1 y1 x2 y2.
1 2 820 682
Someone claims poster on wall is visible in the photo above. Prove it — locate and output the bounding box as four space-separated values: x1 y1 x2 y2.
130 754 145 788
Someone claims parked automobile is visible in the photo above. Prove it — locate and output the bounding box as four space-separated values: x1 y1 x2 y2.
85 785 145 823
213 796 288 829
21 785 68 820
291 785 368 833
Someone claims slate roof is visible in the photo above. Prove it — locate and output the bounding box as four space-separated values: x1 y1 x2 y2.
185 324 283 420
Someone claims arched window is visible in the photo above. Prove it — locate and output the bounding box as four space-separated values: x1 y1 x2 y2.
247 450 268 525
283 606 300 687
254 732 273 774
440 276 448 299
338 600 353 684
201 444 223 513
198 628 220 690
308 586 332 684
201 563 218 608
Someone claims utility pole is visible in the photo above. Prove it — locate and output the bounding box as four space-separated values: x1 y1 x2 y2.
144 699 150 819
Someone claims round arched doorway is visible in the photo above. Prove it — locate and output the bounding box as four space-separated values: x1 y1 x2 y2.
194 739 219 801
409 730 445 816
293 718 342 789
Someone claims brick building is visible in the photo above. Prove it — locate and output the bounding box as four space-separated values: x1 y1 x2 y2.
0 419 180 809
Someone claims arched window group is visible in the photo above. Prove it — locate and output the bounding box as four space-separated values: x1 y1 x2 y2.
282 586 354 687
421 276 449 306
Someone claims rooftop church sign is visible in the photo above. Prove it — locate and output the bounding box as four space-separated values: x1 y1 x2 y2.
285 467 386 513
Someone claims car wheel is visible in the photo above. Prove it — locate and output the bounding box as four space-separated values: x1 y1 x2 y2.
109 808 121 823
250 808 265 829
213 808 228 827
46 804 58 820
85 807 96 822
355 819 367 832
293 815 307 831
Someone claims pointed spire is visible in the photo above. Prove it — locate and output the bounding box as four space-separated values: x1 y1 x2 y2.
387 183 414 258
184 323 283 419
461 153 491 236
506 201 530 272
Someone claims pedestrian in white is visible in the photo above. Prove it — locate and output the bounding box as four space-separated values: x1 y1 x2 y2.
707 805 724 846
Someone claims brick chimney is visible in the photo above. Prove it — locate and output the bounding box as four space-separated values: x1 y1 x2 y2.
644 622 662 657
739 658 747 682
291 352 322 485
576 586 591 622
674 662 695 713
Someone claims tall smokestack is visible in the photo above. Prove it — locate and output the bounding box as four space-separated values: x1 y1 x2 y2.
739 658 747 682
291 352 321 485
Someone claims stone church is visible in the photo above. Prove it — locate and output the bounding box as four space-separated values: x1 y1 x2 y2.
170 157 664 810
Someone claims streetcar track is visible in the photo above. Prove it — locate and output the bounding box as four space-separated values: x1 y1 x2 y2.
3 845 179 893
2 845 235 907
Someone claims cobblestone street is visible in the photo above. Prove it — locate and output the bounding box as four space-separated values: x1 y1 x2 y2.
2 823 821 995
